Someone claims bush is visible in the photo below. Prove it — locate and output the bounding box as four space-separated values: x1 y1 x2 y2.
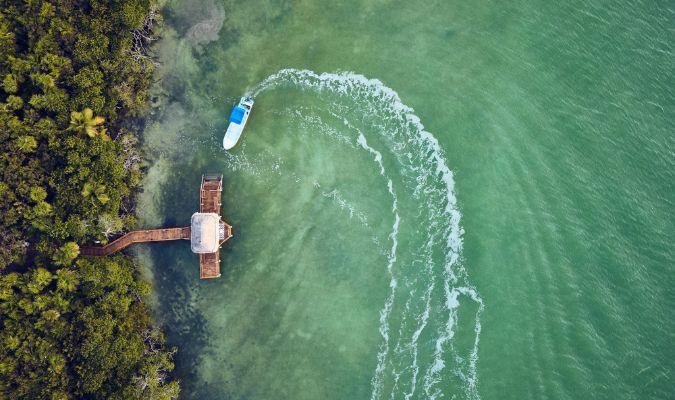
0 1 178 398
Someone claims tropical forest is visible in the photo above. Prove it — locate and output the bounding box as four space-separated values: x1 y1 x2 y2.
0 0 179 398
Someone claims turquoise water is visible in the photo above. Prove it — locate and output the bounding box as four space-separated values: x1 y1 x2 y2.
138 1 674 399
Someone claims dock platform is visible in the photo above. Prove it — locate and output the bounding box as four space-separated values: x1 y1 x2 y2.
198 174 233 279
79 174 233 280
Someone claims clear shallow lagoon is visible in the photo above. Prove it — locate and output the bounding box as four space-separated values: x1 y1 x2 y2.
137 1 673 399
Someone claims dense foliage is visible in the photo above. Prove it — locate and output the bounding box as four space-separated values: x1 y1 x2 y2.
0 0 178 398
0 257 178 399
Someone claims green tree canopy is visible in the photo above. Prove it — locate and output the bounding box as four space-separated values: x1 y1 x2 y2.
69 108 108 139
0 0 177 398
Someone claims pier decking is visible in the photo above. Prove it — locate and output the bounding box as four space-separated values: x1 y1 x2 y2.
80 174 233 279
80 227 191 256
198 175 233 279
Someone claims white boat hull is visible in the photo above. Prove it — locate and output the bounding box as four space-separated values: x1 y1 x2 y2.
223 97 254 150
223 121 246 150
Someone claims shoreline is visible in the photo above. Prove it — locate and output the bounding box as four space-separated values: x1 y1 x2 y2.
0 0 180 397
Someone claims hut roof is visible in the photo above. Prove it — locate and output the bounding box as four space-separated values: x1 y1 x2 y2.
191 213 220 253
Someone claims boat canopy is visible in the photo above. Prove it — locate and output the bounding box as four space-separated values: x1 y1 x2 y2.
229 106 245 124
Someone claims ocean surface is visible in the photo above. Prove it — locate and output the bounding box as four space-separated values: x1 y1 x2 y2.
136 1 674 399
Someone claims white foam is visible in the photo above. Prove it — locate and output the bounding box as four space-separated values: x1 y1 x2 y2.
253 68 484 400
321 188 370 227
404 281 433 400
355 133 401 400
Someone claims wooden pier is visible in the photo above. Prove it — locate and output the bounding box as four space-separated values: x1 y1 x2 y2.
80 174 233 279
80 227 191 256
197 175 233 279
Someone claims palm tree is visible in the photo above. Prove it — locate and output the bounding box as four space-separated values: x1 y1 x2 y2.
56 268 79 292
16 135 37 152
69 108 108 139
82 181 110 204
53 242 80 266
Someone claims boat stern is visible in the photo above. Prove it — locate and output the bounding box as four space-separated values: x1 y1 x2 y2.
241 96 254 108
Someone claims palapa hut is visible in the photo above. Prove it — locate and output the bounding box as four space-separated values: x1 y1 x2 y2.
80 174 232 279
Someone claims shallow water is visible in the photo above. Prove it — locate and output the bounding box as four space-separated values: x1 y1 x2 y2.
138 1 674 399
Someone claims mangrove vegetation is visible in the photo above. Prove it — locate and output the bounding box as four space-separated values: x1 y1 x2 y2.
0 0 179 398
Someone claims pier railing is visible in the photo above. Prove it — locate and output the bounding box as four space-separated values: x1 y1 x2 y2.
80 227 191 256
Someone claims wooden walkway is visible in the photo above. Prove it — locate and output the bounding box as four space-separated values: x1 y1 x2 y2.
199 175 232 279
200 176 222 214
80 227 191 256
79 174 233 280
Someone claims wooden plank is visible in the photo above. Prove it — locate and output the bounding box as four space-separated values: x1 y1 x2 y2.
82 175 231 280
200 177 222 214
80 227 191 256
199 175 224 278
199 251 221 279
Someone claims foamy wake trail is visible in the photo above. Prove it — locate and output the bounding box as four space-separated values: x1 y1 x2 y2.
356 133 400 400
252 69 484 400
321 188 370 227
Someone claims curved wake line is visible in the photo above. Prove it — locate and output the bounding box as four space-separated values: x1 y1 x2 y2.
252 68 484 400
356 133 400 400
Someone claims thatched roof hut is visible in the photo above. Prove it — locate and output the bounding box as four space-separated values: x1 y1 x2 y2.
190 212 220 253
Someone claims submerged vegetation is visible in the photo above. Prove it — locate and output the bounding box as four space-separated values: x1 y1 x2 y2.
0 0 178 398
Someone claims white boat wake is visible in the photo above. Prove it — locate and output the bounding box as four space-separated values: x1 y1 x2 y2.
252 69 484 400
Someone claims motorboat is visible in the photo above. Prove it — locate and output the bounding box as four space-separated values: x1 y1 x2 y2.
223 96 254 150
